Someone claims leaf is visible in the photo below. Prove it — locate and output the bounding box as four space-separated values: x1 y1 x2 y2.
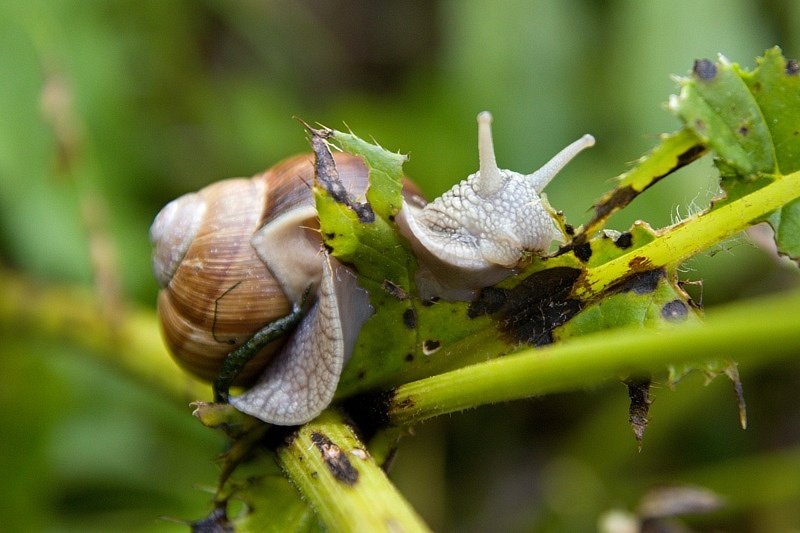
310 127 414 289
311 49 800 430
573 130 706 246
768 198 800 259
672 57 775 176
670 46 800 260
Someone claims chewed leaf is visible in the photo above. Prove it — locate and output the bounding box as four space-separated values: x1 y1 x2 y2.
767 198 800 260
668 359 747 430
573 130 706 246
311 127 414 289
671 56 776 175
575 48 800 261
318 49 800 411
307 126 509 396
669 47 800 260
333 130 408 217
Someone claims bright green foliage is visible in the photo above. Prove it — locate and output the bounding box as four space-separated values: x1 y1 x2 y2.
671 46 800 260
310 49 800 408
674 47 800 177
1 0 798 527
557 274 701 338
311 130 414 292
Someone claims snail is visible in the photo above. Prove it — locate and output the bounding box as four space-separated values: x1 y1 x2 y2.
398 112 595 300
150 112 594 425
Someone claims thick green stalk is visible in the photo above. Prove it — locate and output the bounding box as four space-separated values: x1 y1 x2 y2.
388 290 800 426
576 169 800 298
0 269 208 401
276 409 430 532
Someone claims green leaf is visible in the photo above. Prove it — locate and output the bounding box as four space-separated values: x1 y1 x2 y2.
669 47 800 260
335 130 408 217
557 270 702 339
309 129 511 395
672 57 775 176
768 197 800 259
743 49 800 175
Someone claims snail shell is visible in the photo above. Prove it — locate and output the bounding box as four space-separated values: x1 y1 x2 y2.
151 154 376 406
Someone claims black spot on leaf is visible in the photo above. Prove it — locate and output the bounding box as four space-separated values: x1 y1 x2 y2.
342 389 394 439
469 267 582 346
574 242 592 262
661 299 689 322
422 339 442 354
787 58 799 75
616 269 664 295
467 287 508 318
614 232 633 249
693 59 717 81
402 307 417 329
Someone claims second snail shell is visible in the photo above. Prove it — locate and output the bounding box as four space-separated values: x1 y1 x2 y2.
151 153 377 385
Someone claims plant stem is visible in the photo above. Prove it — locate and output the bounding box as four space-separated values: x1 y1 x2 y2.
276 409 431 532
388 289 800 426
575 169 800 298
0 268 208 401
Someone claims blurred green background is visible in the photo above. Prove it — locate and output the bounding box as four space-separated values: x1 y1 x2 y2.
1 1 799 531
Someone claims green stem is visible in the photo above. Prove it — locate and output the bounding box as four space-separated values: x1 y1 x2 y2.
388 289 800 426
276 409 431 532
0 268 208 401
576 169 800 298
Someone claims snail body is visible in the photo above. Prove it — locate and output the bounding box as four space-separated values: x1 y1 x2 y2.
397 112 594 300
151 112 593 425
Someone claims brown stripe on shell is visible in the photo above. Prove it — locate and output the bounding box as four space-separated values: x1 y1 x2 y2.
157 177 292 384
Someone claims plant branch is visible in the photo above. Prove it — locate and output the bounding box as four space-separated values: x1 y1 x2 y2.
0 268 208 401
387 289 800 426
276 409 431 532
575 169 800 298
